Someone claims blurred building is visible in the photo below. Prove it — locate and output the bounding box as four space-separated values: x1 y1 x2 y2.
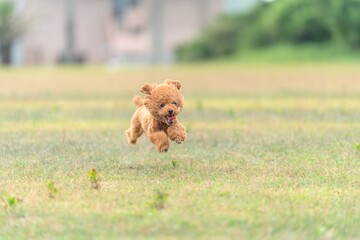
9 0 258 65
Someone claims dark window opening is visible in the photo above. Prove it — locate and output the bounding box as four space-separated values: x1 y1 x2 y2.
112 0 139 22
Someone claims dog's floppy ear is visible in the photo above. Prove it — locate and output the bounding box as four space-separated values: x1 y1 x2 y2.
141 83 156 95
165 79 181 90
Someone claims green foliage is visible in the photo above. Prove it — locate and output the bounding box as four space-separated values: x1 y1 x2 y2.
147 190 168 210
46 181 58 198
333 0 360 49
176 0 360 61
255 0 332 45
89 168 100 190
176 15 244 61
0 1 14 38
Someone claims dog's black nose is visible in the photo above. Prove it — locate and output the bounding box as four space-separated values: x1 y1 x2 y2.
168 109 173 115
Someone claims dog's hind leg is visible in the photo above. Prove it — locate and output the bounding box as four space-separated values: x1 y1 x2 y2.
126 114 143 144
149 131 169 152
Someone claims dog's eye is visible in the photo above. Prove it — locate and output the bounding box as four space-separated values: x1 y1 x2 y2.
160 103 165 108
172 102 177 105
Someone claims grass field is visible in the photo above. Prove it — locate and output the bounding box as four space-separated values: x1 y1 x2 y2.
1 64 360 239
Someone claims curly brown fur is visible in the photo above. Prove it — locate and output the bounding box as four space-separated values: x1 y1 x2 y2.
126 79 187 152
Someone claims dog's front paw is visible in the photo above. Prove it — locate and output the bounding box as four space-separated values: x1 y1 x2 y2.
170 132 186 144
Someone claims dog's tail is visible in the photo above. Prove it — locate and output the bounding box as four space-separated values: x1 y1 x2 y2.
133 95 143 107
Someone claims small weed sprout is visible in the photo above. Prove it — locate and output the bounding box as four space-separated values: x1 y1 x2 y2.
171 160 178 169
47 181 58 198
2 195 21 209
7 196 18 208
227 108 235 118
147 190 168 210
185 124 191 133
196 100 204 112
89 168 101 190
354 143 360 151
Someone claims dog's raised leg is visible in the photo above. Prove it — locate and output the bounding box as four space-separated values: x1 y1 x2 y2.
149 131 169 152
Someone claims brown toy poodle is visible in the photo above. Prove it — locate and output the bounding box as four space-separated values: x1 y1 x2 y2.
126 79 187 152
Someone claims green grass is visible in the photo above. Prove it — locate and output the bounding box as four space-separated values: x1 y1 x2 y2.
1 65 360 239
232 44 360 64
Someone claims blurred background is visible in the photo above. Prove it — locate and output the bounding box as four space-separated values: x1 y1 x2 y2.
2 2 360 238
1 0 360 66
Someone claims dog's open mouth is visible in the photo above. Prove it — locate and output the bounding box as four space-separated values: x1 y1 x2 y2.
165 115 176 125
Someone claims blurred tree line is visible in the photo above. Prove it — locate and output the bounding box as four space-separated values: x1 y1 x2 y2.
176 0 360 61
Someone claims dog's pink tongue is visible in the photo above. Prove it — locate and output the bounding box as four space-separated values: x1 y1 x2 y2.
167 116 176 124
